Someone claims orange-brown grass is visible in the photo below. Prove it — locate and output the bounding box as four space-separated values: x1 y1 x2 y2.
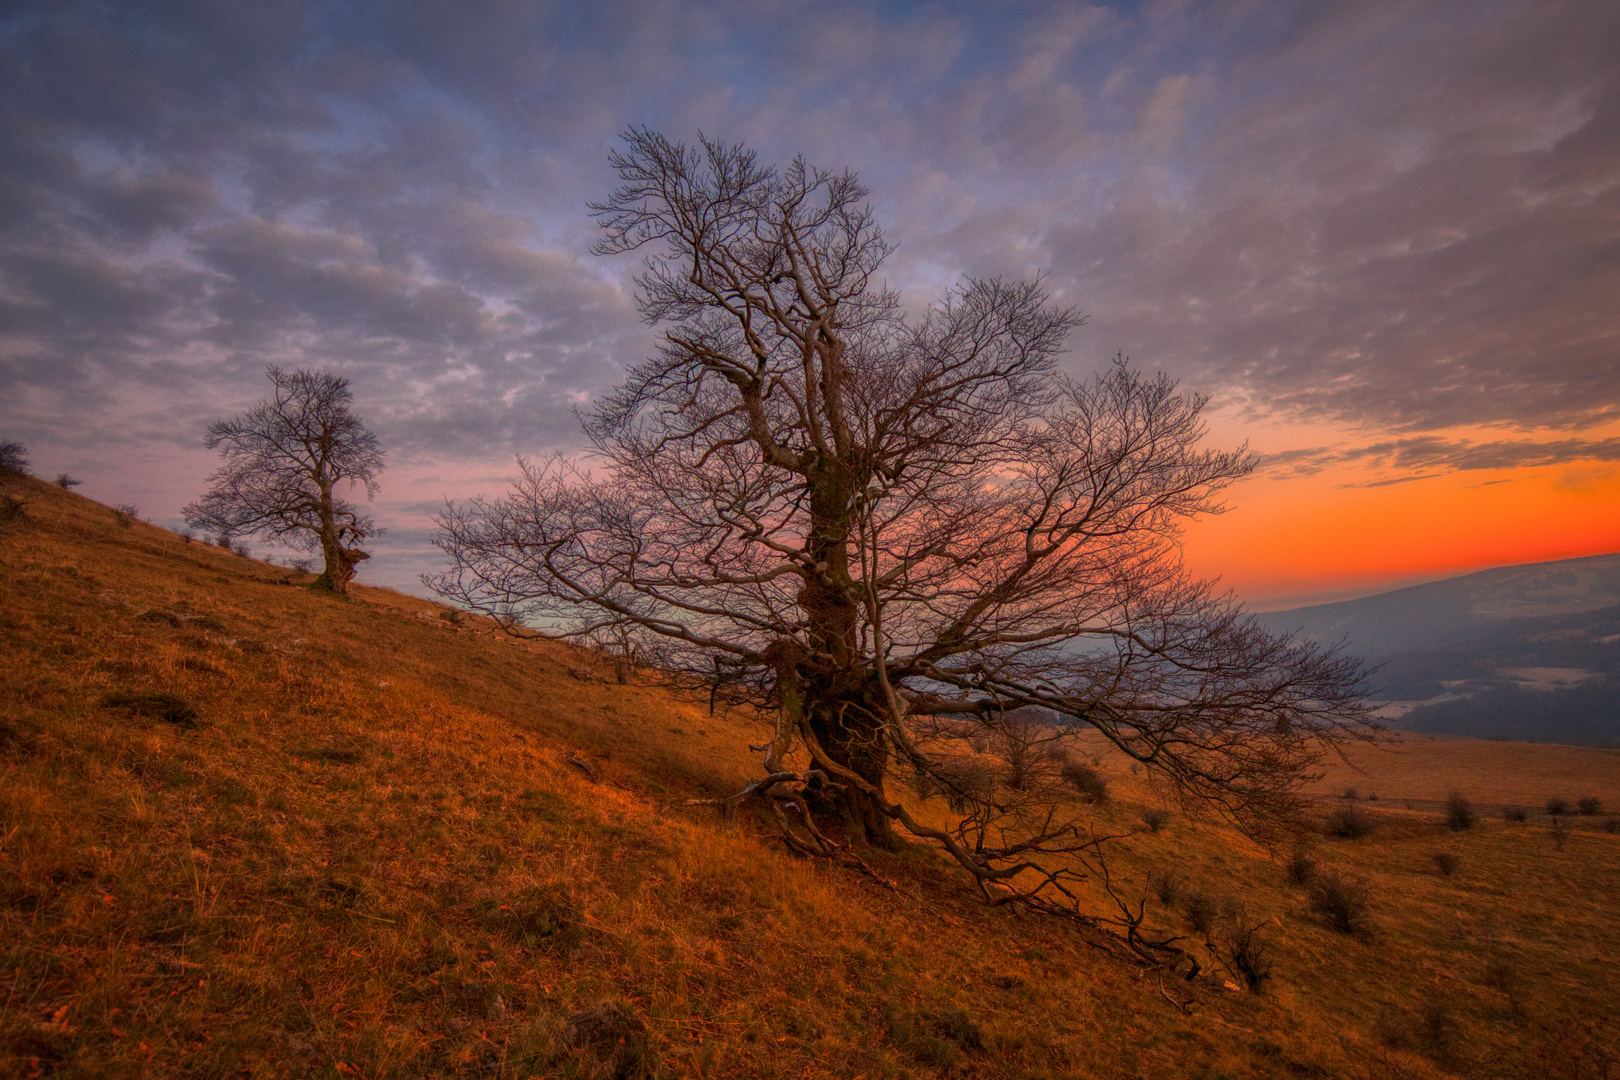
1306 732 1620 811
1 471 1616 1079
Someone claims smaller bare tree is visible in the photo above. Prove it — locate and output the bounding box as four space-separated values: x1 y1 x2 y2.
185 367 384 594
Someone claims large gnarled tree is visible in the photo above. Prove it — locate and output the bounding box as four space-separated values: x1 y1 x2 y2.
186 367 383 595
429 131 1373 915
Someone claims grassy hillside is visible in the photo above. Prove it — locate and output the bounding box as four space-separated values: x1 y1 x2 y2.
2 473 1616 1079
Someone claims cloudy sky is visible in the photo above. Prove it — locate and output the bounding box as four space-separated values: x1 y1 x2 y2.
2 0 1616 609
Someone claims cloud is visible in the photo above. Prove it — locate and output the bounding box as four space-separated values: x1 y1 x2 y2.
1262 434 1620 479
0 0 1615 596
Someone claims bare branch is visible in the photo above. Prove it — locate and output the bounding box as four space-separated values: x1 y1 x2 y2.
185 367 384 594
430 130 1379 921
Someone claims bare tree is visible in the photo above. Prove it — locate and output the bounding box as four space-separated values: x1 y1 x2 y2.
429 131 1374 916
186 367 383 594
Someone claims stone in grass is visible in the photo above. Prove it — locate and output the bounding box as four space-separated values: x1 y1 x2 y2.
99 690 198 729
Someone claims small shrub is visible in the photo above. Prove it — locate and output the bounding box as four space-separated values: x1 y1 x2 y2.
1545 797 1570 815
1323 803 1375 840
1059 757 1109 802
1182 891 1219 935
1549 817 1570 850
1576 796 1603 816
113 503 139 527
232 540 251 558
920 759 998 812
1367 791 1379 801
1307 869 1372 934
1343 787 1358 800
1285 845 1318 886
54 473 82 489
1140 807 1170 833
0 440 29 474
1147 867 1183 907
1605 816 1618 834
1431 852 1459 878
1217 903 1272 992
1443 792 1476 832
0 493 27 531
1503 806 1528 823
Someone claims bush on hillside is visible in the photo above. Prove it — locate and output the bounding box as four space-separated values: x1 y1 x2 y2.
1148 867 1183 907
912 758 998 812
1140 807 1171 833
0 439 29 474
1217 901 1273 992
1576 796 1602 815
1285 845 1319 885
1182 890 1219 935
1545 797 1570 815
1058 756 1109 802
1323 803 1375 839
1308 870 1372 934
0 493 27 534
1443 792 1476 832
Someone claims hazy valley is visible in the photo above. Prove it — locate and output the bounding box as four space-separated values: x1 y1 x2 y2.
1256 555 1620 746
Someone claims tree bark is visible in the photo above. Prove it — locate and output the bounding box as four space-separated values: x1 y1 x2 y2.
805 693 897 849
798 462 899 848
311 480 347 594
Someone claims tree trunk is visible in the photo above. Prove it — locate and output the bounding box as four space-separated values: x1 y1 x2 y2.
797 462 899 849
805 693 898 849
310 480 347 595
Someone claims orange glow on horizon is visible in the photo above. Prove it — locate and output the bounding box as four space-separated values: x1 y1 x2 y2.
1183 462 1620 610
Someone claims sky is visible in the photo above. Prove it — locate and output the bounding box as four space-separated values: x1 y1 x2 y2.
1 0 1616 611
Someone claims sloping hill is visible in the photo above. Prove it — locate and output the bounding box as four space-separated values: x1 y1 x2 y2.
2 473 1617 1078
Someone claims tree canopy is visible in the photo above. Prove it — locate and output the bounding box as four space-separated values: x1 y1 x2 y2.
429 130 1374 918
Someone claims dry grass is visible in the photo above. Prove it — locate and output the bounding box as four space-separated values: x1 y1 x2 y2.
2 472 1617 1078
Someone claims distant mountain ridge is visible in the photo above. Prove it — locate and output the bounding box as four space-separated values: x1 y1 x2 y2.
1254 553 1620 746
1254 553 1620 657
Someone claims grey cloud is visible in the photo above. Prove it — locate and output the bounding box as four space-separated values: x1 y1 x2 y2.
1262 435 1620 479
1 0 1616 599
